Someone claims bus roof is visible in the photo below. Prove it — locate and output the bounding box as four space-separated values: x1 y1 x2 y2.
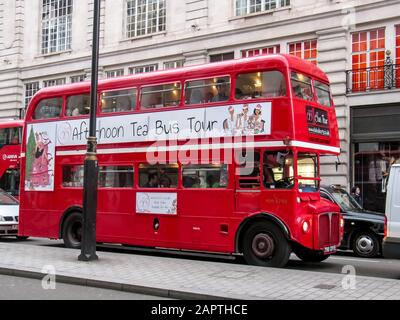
0 119 24 129
28 54 329 102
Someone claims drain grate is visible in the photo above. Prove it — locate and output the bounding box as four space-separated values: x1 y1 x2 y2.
314 284 337 290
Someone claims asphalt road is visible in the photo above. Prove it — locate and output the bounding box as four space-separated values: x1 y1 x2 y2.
2 237 400 281
0 274 170 300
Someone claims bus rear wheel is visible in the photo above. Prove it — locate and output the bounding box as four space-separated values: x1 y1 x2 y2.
242 221 291 268
62 212 83 249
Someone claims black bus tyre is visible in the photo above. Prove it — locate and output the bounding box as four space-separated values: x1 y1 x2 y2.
294 247 330 263
352 230 380 258
16 236 29 241
242 221 291 268
62 212 83 249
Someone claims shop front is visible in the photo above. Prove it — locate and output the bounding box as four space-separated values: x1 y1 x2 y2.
351 104 400 213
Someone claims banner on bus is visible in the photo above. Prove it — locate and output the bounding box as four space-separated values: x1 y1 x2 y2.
24 123 56 192
136 192 178 215
54 102 272 146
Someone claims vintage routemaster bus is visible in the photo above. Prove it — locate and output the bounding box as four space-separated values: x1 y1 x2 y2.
19 54 343 267
0 120 23 197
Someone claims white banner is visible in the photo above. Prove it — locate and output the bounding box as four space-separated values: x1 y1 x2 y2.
55 102 272 147
136 192 178 215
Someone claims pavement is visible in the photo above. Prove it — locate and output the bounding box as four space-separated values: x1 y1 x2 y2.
1 241 400 300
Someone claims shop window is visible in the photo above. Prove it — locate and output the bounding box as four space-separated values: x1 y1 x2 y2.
101 89 137 113
263 151 294 189
236 71 286 100
98 166 134 188
291 72 314 101
314 81 332 107
139 164 178 188
185 77 230 105
33 98 63 120
62 165 84 188
66 94 90 117
182 165 228 189
141 83 181 109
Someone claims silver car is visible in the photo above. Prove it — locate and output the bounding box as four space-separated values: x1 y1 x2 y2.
0 190 20 238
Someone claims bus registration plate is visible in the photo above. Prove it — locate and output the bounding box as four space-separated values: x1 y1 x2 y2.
324 246 336 254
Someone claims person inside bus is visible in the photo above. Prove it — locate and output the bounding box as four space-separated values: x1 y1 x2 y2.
159 168 172 188
189 90 204 104
263 166 276 189
144 173 159 188
212 79 229 102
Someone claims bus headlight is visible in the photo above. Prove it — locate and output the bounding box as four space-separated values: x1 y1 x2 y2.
302 221 311 234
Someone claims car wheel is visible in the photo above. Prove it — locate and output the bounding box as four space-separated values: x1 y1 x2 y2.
242 221 291 268
294 247 330 263
352 230 380 258
62 212 83 249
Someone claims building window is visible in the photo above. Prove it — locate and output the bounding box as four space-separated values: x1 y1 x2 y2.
241 45 280 58
106 69 125 78
235 0 290 16
288 40 317 64
70 75 86 83
25 82 40 107
351 28 385 92
126 0 166 38
164 60 184 70
43 78 66 88
41 0 73 54
129 64 158 74
210 52 235 63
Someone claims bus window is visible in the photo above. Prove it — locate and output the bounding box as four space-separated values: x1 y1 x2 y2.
263 151 294 189
98 166 134 188
139 164 178 188
185 76 230 105
291 72 314 101
314 81 332 107
140 83 181 110
33 98 62 120
297 153 319 192
235 71 286 100
182 164 228 189
236 151 261 189
66 94 90 117
62 165 84 188
101 89 137 113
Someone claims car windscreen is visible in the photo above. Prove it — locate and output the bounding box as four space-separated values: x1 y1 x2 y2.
330 189 362 212
0 191 18 205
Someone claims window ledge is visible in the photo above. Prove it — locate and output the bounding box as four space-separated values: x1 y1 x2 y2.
120 31 167 44
228 6 292 22
35 50 73 59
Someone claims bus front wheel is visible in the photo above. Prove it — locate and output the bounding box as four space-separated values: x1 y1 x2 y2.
242 221 291 268
62 212 83 249
294 247 330 263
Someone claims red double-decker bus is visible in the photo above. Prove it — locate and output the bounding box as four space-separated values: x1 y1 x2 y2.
19 55 343 267
0 120 23 197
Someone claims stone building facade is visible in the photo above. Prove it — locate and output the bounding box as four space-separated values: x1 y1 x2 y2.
0 0 399 212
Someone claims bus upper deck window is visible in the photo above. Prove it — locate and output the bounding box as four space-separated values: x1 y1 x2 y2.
101 89 137 113
314 81 332 107
66 94 90 117
185 77 230 105
141 83 181 110
235 71 286 100
291 72 314 102
33 98 62 120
